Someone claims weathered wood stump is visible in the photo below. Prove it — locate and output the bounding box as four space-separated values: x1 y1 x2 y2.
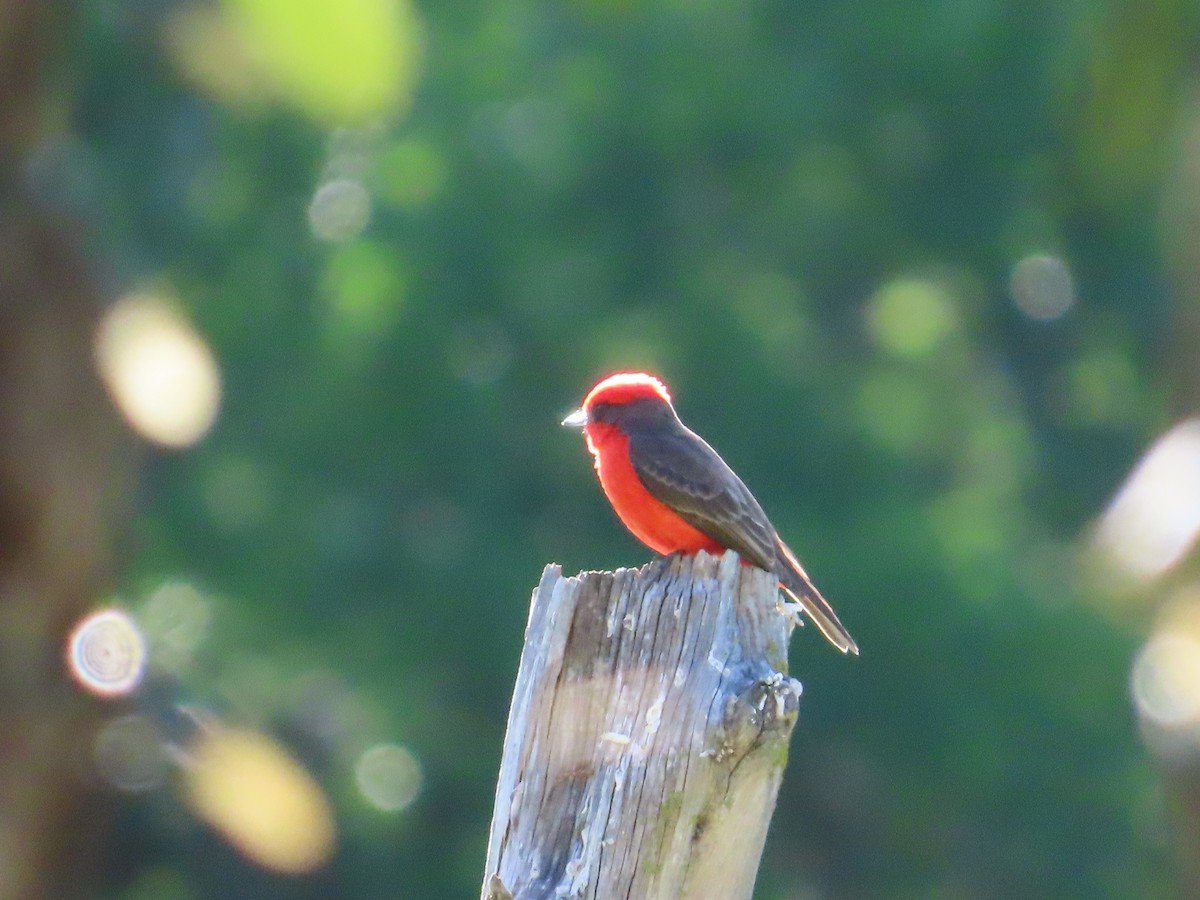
481 550 803 900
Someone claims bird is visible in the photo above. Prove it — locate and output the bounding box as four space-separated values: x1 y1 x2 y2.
562 371 858 655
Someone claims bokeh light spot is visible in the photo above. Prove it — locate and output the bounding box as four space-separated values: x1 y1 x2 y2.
1056 347 1141 428
355 743 423 812
202 456 275 534
447 320 514 386
309 178 371 242
866 277 957 359
1095 419 1200 581
869 106 934 176
854 371 933 456
321 240 407 349
164 6 266 110
95 293 221 448
141 582 211 672
1010 254 1075 321
375 138 447 208
181 727 336 874
94 714 169 791
1133 631 1200 730
67 608 147 698
226 0 424 124
730 271 816 378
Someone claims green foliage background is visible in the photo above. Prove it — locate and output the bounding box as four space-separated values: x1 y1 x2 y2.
60 0 1200 895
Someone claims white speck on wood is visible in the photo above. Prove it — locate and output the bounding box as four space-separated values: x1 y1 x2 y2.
644 697 664 735
480 551 802 900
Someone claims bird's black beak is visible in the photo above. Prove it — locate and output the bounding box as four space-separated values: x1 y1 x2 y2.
561 408 588 428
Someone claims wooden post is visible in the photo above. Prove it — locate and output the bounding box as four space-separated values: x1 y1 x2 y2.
481 550 803 900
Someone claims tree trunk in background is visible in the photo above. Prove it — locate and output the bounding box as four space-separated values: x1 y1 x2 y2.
1163 82 1200 416
1153 77 1200 898
0 1 126 896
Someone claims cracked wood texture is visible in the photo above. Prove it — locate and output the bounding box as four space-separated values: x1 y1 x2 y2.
482 550 802 900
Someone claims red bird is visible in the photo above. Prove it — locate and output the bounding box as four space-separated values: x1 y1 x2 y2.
563 372 858 655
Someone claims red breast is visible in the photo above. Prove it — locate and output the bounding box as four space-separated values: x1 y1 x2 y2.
584 417 725 558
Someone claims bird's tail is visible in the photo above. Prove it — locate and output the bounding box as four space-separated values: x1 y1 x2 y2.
775 538 859 655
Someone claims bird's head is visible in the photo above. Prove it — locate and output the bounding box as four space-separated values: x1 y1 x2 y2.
562 372 678 448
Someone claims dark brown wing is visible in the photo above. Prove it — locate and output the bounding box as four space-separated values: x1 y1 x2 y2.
626 425 778 571
629 425 860 655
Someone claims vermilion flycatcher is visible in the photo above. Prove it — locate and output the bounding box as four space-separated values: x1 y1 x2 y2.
563 372 858 655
